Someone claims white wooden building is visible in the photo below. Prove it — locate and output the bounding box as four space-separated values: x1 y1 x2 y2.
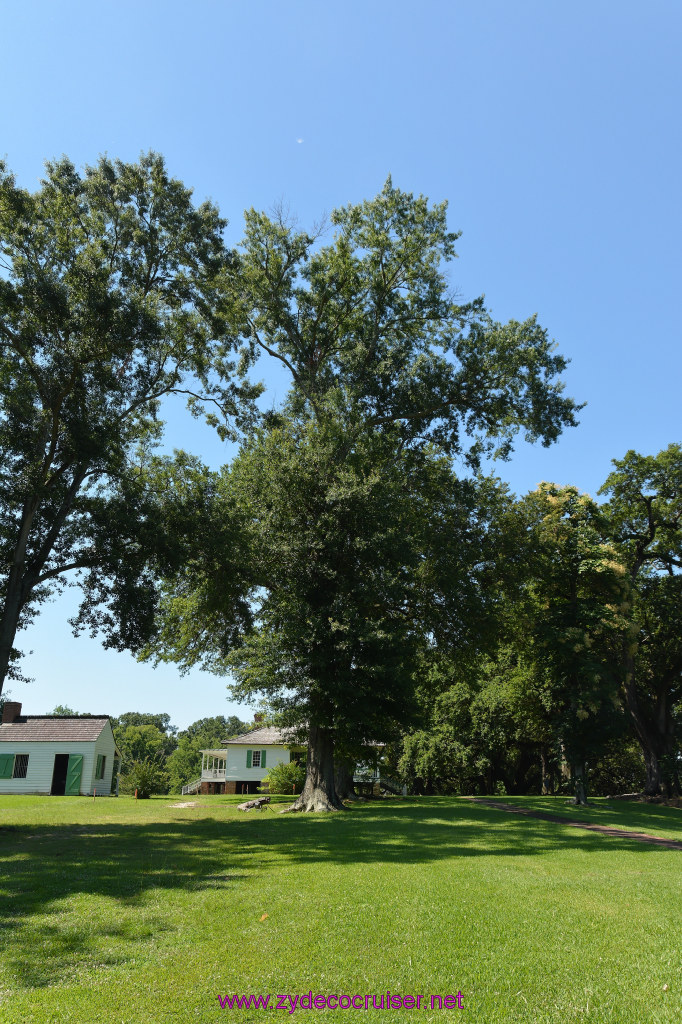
0 702 119 796
191 725 396 797
197 725 304 795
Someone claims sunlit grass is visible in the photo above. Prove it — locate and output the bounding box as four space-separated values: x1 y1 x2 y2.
1 795 680 1022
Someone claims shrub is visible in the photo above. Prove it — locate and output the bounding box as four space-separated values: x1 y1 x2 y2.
120 758 169 798
262 760 306 794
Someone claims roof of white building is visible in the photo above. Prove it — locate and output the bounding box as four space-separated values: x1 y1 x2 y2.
0 716 111 743
224 726 300 746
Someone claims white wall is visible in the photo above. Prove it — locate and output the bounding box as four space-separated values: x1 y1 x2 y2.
0 723 117 795
225 743 291 781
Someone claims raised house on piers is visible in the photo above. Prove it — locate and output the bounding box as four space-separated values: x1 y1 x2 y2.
198 725 304 795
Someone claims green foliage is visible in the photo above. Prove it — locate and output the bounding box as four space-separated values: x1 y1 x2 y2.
0 152 260 692
587 738 647 796
119 757 169 798
513 485 628 800
599 444 682 793
262 759 306 794
112 712 178 762
47 705 77 716
116 724 168 764
140 179 580 808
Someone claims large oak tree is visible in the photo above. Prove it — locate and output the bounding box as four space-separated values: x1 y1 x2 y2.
143 180 582 810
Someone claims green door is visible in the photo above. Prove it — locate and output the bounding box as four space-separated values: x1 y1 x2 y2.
65 754 83 795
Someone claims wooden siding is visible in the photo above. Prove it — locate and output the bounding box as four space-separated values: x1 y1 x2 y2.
225 743 291 782
0 721 117 795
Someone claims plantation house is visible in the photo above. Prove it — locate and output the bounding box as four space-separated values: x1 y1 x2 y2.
197 725 304 795
0 702 118 796
192 724 392 797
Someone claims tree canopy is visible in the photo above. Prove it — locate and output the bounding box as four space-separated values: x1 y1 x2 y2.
141 180 581 811
0 153 258 692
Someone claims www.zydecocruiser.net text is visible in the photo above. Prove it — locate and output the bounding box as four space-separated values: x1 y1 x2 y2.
217 991 464 1012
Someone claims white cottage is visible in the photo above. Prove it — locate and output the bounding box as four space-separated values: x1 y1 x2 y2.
198 725 304 795
0 702 119 796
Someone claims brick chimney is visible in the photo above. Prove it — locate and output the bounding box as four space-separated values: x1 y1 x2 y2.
1 701 22 724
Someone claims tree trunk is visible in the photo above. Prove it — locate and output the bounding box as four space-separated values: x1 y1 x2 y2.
0 586 24 696
334 757 358 801
622 648 661 796
540 746 550 795
571 762 587 806
285 723 344 812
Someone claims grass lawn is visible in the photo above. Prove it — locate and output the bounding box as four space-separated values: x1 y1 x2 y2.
1 794 680 1023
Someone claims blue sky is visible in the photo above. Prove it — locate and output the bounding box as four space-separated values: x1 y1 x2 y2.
2 1 681 729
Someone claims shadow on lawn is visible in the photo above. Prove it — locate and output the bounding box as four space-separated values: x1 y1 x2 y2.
502 796 682 836
0 799 674 988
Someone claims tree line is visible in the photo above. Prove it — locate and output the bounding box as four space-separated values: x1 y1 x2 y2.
1 152 678 809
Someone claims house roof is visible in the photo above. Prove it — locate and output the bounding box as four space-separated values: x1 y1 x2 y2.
224 726 299 746
0 716 112 743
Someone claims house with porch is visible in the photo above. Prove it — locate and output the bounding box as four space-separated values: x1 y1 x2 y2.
187 724 397 796
0 702 119 796
196 725 305 795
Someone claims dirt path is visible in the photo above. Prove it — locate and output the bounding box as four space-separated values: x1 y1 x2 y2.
471 798 682 850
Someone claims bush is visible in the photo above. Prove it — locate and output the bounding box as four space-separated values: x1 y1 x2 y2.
262 760 306 794
120 758 169 798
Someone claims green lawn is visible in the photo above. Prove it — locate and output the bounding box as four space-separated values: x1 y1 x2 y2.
475 795 682 841
1 795 680 1023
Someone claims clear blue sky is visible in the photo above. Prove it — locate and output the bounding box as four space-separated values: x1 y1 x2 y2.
2 1 680 729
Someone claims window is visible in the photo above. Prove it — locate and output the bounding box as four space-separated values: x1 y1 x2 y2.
12 754 29 779
251 750 261 768
246 749 267 769
96 754 106 780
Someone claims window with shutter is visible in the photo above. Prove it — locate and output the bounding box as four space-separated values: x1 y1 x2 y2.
251 750 261 768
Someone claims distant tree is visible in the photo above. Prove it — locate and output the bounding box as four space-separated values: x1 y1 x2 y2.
600 445 682 795
0 152 258 694
111 712 178 759
116 723 167 764
514 485 628 804
48 704 77 716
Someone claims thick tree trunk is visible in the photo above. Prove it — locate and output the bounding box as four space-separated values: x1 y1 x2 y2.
285 723 345 812
0 587 24 696
334 758 358 801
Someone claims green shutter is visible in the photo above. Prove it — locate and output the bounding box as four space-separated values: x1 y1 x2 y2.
0 753 14 779
65 754 83 795
95 754 102 778
261 750 266 768
246 749 252 769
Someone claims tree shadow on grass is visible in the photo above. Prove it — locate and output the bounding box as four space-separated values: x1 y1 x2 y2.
494 796 682 838
0 798 674 988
